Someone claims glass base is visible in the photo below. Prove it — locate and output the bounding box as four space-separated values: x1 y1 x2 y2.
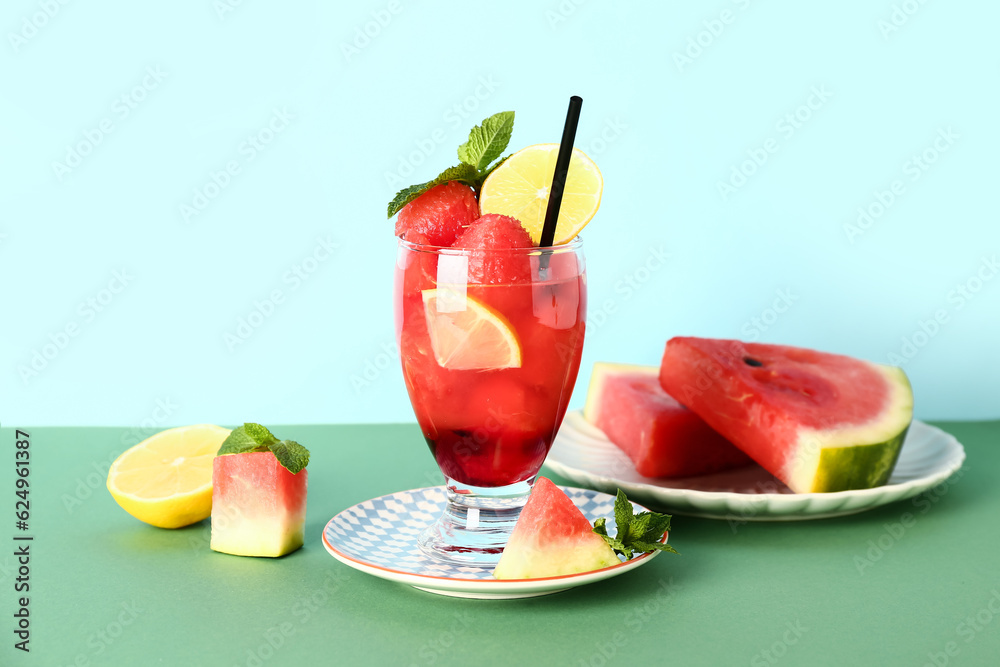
418 477 535 568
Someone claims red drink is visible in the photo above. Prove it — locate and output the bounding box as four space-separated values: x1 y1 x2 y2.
395 239 587 488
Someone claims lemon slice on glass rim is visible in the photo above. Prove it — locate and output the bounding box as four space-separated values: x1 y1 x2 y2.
478 143 603 246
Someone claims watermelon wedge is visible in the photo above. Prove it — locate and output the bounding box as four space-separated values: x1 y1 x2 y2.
583 362 752 478
211 452 308 557
658 337 913 493
493 477 620 579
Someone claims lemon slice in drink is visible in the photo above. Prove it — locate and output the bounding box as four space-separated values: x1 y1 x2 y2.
479 143 603 245
422 289 522 370
107 424 231 528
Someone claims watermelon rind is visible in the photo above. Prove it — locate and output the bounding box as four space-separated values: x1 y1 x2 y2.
785 364 913 493
582 361 657 423
210 515 304 558
492 478 620 580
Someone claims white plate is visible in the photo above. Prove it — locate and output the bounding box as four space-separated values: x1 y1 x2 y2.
321 485 665 599
544 411 966 521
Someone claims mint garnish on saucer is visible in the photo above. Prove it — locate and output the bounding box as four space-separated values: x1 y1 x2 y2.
218 423 310 474
592 489 679 560
387 111 514 218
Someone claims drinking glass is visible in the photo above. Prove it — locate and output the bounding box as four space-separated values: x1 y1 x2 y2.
394 236 587 566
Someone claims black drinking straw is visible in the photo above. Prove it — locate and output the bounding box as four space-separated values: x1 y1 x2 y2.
538 96 583 249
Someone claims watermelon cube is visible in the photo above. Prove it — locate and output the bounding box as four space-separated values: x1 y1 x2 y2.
658 337 913 493
493 477 619 579
211 452 307 557
583 362 752 478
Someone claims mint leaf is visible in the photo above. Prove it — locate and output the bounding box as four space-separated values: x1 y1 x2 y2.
268 439 310 475
594 489 677 560
632 541 680 555
387 163 479 218
217 425 267 456
457 111 514 171
216 424 311 474
613 489 633 540
244 422 277 446
593 518 628 554
387 112 517 218
638 512 672 543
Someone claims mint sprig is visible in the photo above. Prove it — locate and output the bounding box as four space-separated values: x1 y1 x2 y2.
457 111 514 171
387 111 514 218
593 489 679 560
386 163 479 219
217 423 310 474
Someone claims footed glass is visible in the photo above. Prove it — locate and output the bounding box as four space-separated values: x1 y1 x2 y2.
394 237 587 566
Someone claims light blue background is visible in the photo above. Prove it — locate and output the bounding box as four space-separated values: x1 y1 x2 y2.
2 0 998 427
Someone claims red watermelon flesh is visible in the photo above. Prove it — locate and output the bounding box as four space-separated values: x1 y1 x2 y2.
395 181 479 247
451 213 534 285
492 477 620 579
583 362 752 478
211 452 307 557
658 337 913 493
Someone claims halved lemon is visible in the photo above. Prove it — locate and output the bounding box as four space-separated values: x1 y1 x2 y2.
107 424 231 528
479 143 603 245
422 289 521 370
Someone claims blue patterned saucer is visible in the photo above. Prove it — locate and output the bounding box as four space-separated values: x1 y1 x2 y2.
321 485 666 599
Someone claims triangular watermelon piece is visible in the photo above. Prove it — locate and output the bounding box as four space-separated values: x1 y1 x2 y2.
659 337 913 493
583 361 752 478
493 478 620 579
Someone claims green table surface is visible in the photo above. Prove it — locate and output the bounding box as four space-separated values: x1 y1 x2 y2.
2 421 997 667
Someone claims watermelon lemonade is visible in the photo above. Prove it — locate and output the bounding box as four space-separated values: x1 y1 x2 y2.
396 240 586 488
388 108 601 564
394 236 586 565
